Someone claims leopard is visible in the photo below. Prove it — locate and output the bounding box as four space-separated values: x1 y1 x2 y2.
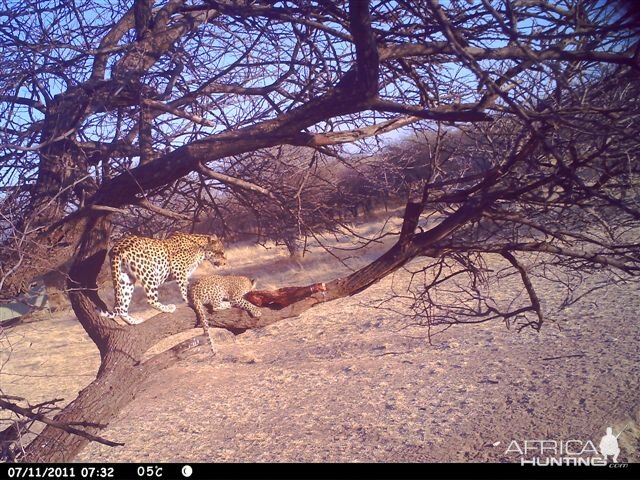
100 233 226 325
188 275 261 354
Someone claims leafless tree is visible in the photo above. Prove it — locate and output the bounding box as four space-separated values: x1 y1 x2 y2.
0 0 638 461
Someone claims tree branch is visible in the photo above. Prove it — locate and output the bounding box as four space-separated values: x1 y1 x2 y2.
487 242 640 273
0 398 123 448
502 250 543 330
370 98 493 122
197 163 274 198
135 198 192 221
289 116 422 146
379 42 638 67
142 98 216 127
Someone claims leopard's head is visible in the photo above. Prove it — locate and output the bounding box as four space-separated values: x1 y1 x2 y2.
175 233 226 266
203 235 226 267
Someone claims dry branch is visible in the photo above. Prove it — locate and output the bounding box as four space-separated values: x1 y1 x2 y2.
0 399 123 449
197 163 274 198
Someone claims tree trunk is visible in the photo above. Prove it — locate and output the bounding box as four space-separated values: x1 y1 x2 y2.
24 363 147 462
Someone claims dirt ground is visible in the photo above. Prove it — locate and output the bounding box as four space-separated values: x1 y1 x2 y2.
2 216 639 463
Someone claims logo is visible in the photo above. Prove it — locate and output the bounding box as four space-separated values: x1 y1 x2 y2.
599 426 624 463
504 426 631 467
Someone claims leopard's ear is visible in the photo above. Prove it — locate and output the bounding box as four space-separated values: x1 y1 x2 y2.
250 278 257 289
209 235 223 248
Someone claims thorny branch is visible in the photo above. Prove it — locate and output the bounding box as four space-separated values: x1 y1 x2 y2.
0 396 122 462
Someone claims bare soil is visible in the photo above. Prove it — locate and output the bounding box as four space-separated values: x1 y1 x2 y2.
2 217 639 463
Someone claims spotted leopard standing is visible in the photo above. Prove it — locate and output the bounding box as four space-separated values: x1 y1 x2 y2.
188 275 261 354
100 233 226 325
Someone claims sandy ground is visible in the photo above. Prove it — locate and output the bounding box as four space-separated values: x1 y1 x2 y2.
1 214 639 463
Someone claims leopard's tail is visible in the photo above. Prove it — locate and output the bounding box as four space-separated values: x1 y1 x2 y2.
97 251 123 318
99 251 133 319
